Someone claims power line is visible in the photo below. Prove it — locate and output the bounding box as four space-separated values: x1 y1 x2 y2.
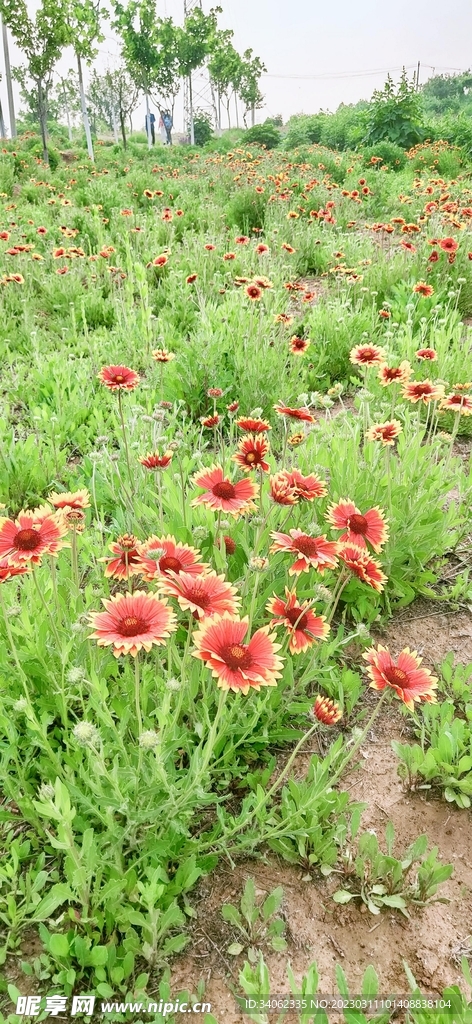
264 65 417 81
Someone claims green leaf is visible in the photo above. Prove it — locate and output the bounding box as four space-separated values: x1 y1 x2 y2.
49 933 70 958
227 942 244 956
332 890 355 904
31 883 71 921
361 964 379 996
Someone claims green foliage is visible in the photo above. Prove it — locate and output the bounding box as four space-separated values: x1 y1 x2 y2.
243 121 281 149
333 823 453 917
392 698 472 808
362 141 407 169
221 878 287 961
364 70 425 149
192 109 213 147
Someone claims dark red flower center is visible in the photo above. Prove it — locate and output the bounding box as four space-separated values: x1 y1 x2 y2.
384 367 402 380
212 481 236 500
294 536 320 558
384 665 409 688
245 452 257 464
358 348 377 361
188 587 210 608
118 615 149 636
14 528 41 551
285 607 308 630
412 383 433 396
224 643 252 671
160 555 183 573
348 514 369 535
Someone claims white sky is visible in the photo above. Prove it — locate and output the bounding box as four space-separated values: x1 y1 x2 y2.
0 0 471 135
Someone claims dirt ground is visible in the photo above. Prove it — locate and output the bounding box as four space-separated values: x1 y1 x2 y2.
171 603 472 1022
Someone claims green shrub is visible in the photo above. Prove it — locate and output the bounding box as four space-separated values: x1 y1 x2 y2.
362 141 407 169
243 122 281 149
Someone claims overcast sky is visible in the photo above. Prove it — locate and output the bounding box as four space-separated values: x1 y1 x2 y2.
0 0 471 134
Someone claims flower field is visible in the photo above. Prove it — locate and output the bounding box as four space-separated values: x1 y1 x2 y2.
1 135 472 1023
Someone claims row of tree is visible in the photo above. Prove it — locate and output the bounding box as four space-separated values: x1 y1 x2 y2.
0 0 266 161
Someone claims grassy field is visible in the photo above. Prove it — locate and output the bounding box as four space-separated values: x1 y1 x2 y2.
0 133 472 1023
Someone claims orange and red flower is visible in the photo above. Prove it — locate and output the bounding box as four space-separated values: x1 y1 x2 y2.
191 614 283 694
152 348 175 363
0 509 68 566
286 469 327 501
402 380 444 404
378 361 411 386
245 283 263 300
438 237 458 253
236 416 271 434
232 434 270 473
137 534 207 581
274 402 316 423
139 450 173 469
413 282 434 297
88 591 176 658
416 348 437 361
339 544 386 592
290 336 310 355
269 472 298 506
439 393 472 415
98 365 139 391
365 420 402 446
363 644 437 710
159 569 240 619
270 529 340 575
326 500 388 553
191 465 258 516
48 489 90 510
100 534 143 579
350 344 386 367
312 695 342 725
267 588 329 654
0 558 30 583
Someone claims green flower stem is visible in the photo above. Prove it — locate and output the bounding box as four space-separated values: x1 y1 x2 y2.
0 586 64 777
327 688 389 788
117 389 135 498
326 570 350 624
174 689 228 814
70 529 80 592
31 568 62 650
135 654 143 737
204 691 389 856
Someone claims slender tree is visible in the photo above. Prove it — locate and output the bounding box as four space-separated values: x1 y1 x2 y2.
88 65 138 147
114 0 181 147
63 0 107 162
178 5 220 144
239 49 266 127
207 30 242 134
0 0 68 162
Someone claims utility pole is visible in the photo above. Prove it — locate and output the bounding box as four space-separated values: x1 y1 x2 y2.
416 61 421 91
1 15 16 137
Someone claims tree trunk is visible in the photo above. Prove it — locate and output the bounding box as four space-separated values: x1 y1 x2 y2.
217 89 222 137
111 103 119 144
226 99 231 129
145 93 152 149
1 16 16 138
36 79 49 164
189 75 194 145
251 103 255 127
0 95 6 139
119 109 127 149
77 53 94 162
234 92 239 128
